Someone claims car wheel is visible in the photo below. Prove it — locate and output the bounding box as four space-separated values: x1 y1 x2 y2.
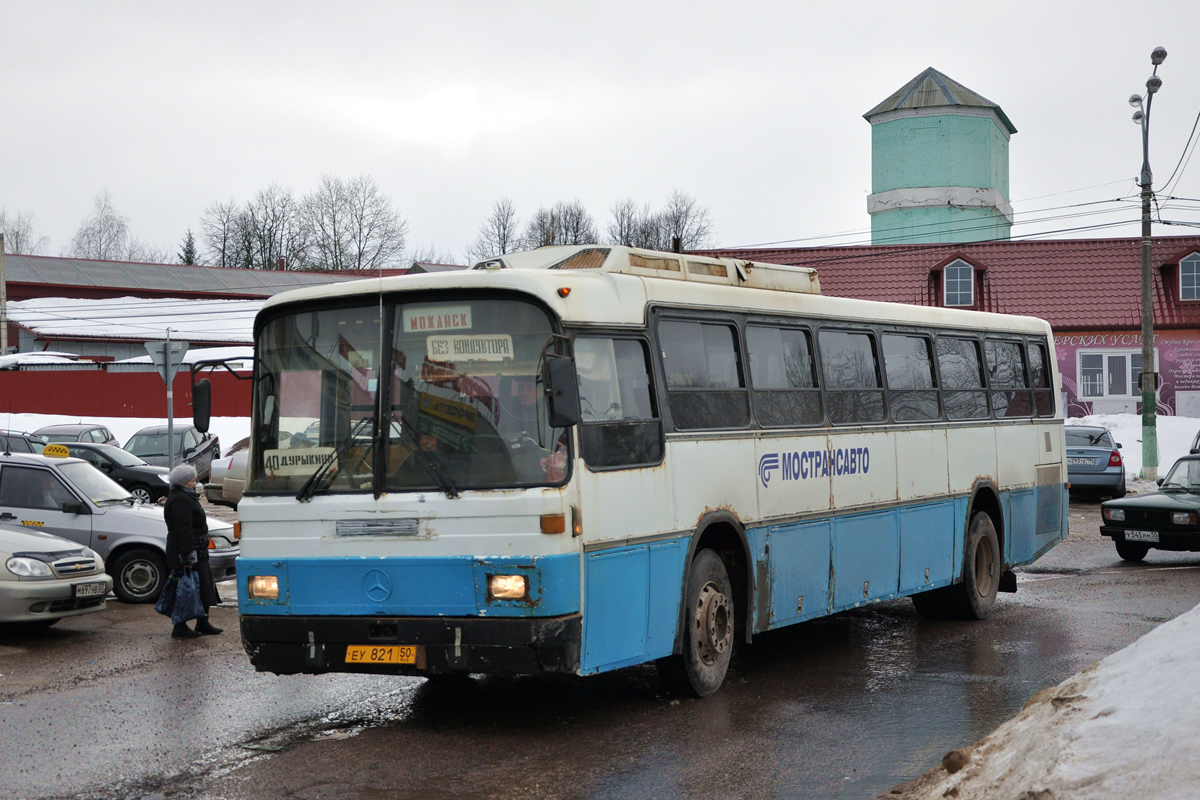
1113 484 1127 499
1115 540 1149 563
109 547 168 604
656 548 735 697
129 485 153 504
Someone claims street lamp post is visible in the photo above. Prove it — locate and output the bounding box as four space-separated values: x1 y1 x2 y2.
1129 46 1167 481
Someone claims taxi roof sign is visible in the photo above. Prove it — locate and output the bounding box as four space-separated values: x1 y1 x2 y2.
43 444 70 458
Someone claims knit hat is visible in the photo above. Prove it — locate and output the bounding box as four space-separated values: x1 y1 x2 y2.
168 464 198 487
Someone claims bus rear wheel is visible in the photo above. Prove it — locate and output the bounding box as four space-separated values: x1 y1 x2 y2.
911 512 1000 620
657 549 734 697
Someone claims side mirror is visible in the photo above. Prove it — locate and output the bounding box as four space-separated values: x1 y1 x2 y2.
62 500 89 515
193 379 212 434
1157 477 1166 486
1191 449 1199 455
544 356 581 428
1116 443 1122 449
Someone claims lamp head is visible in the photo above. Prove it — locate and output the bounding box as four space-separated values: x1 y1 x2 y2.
1146 75 1163 94
1129 94 1143 108
1133 109 1145 124
1151 46 1167 66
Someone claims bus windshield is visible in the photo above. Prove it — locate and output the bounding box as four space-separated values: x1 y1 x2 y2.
250 296 569 495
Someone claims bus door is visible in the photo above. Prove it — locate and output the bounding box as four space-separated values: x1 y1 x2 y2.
573 336 677 672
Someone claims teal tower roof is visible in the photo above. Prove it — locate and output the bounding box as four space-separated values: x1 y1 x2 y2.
865 68 1016 245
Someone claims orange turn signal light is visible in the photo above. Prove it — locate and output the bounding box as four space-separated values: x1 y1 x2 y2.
540 514 566 534
233 521 242 539
557 287 571 297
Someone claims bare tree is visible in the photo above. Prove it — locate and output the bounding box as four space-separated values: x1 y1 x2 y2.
0 209 50 254
409 244 459 266
607 199 663 249
244 184 307 270
520 199 597 249
199 200 252 268
301 174 407 272
661 190 714 250
467 198 520 263
125 237 173 264
68 189 130 260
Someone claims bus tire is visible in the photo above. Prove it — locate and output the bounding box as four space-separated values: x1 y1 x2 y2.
910 585 954 618
952 512 1001 619
1115 540 1149 563
656 549 734 697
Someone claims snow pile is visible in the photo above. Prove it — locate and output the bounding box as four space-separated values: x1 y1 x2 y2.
0 351 85 369
889 600 1200 799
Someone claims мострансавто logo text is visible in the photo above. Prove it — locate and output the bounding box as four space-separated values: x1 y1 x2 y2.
758 447 870 488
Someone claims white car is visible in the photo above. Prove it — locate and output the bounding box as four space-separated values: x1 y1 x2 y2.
204 438 248 509
0 450 238 604
1 523 113 628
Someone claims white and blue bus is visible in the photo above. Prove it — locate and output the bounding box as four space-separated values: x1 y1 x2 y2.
207 245 1067 697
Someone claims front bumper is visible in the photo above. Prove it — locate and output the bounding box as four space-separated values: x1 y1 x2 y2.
1100 525 1200 551
240 613 582 676
208 548 239 580
0 575 113 623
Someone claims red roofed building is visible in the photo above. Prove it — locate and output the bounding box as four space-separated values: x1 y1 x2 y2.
702 236 1200 418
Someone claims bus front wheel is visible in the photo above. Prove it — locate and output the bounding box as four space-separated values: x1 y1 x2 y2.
657 549 734 697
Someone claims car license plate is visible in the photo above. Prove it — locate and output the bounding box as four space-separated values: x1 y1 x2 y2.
73 581 108 598
1125 530 1159 542
345 645 418 665
1067 457 1094 466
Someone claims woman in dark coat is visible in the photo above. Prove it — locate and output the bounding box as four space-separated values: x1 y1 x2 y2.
163 464 223 639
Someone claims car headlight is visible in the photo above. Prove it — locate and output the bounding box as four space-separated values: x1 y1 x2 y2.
6 557 53 578
1104 508 1125 522
1173 512 1197 525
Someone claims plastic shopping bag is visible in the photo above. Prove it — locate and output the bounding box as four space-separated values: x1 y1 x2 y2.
171 570 205 625
154 574 180 617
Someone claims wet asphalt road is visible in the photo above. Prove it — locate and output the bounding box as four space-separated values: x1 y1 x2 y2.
3 498 1200 800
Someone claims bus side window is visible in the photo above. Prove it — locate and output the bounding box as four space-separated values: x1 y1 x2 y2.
985 339 1032 418
1028 341 1056 416
818 328 885 424
937 337 989 419
576 337 663 469
882 333 940 421
658 319 749 431
746 325 823 427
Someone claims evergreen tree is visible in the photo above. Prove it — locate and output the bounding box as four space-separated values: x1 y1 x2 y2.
178 229 198 265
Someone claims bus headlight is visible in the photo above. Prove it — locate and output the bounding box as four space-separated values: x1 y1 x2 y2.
488 574 528 601
247 575 279 599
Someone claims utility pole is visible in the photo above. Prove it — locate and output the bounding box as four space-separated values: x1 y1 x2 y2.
1 233 7 355
1129 46 1167 480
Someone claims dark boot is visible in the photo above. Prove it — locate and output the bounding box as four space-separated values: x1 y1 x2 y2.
172 622 201 639
195 617 223 636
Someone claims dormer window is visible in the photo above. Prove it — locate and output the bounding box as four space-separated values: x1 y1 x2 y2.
1181 253 1200 301
944 259 974 307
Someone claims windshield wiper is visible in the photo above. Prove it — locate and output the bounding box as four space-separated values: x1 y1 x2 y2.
296 417 375 503
392 415 459 499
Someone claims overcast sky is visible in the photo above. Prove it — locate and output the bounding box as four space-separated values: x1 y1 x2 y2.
4 1 1200 265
